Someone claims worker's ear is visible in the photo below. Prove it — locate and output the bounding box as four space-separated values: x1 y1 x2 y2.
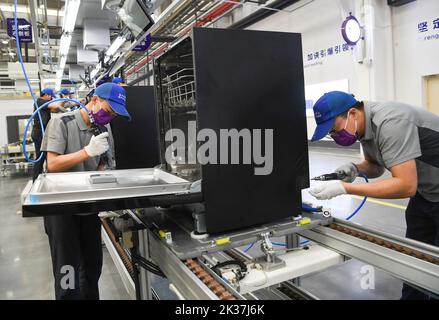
91 96 100 106
348 107 358 119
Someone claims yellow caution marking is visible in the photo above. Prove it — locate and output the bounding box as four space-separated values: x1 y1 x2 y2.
159 230 167 238
215 237 231 246
351 195 407 210
299 218 312 225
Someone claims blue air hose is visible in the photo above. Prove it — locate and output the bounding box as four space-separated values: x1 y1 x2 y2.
242 173 370 252
22 98 89 163
345 173 369 220
14 0 43 162
14 0 89 163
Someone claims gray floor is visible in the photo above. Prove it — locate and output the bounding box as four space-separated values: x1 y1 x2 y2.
0 148 410 300
0 175 130 300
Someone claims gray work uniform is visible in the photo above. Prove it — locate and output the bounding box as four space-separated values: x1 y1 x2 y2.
360 101 439 202
360 101 439 300
40 108 115 300
41 108 115 172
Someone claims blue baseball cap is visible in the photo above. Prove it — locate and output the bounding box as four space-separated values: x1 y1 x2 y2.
94 83 131 121
311 91 359 142
41 88 55 97
112 77 124 84
60 88 73 96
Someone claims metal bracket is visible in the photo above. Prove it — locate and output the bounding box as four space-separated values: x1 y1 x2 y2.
253 232 286 271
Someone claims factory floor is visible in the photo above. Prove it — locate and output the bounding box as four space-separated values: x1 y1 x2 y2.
0 147 408 300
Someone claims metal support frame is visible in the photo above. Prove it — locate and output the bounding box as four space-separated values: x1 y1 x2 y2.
298 222 439 295
148 230 219 300
101 226 136 299
138 229 153 300
286 233 301 286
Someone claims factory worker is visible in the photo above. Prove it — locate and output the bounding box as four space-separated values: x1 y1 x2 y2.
40 83 131 300
59 88 78 110
31 88 65 181
309 91 439 300
112 76 126 86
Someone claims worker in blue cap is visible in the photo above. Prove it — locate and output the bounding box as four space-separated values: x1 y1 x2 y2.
59 88 74 99
40 83 131 300
59 88 78 110
112 76 126 86
309 91 439 300
31 88 65 181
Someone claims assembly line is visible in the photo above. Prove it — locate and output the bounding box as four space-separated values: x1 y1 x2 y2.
0 0 438 303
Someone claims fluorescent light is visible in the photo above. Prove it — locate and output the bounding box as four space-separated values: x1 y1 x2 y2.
59 34 72 56
105 35 126 57
2 39 8 44
62 0 81 33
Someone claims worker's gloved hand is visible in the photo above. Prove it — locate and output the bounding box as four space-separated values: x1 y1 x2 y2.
309 181 347 200
57 105 68 113
335 162 358 182
84 132 109 157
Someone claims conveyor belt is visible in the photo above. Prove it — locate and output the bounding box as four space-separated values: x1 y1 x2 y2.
327 223 439 265
101 218 135 277
299 219 439 295
184 259 237 300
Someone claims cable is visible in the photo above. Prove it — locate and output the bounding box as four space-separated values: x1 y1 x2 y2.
212 260 247 280
14 0 43 163
345 173 369 221
299 173 370 246
244 174 370 250
14 0 90 164
22 98 89 163
243 242 254 253
131 253 166 278
135 259 166 278
302 203 320 212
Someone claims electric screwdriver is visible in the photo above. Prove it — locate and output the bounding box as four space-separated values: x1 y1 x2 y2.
311 172 347 181
88 115 110 167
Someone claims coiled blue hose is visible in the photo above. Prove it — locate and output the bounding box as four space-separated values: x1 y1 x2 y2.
14 0 89 164
242 173 370 251
22 98 89 163
345 173 369 220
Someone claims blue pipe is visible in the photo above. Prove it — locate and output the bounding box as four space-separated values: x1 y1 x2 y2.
22 98 89 163
302 203 320 212
14 0 89 164
14 0 44 162
243 242 254 253
242 174 370 251
345 173 369 220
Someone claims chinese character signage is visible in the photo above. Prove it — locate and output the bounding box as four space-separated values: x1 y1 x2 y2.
306 43 353 62
417 17 439 41
6 18 33 43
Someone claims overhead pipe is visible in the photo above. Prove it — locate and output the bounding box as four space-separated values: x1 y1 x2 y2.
125 0 240 77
